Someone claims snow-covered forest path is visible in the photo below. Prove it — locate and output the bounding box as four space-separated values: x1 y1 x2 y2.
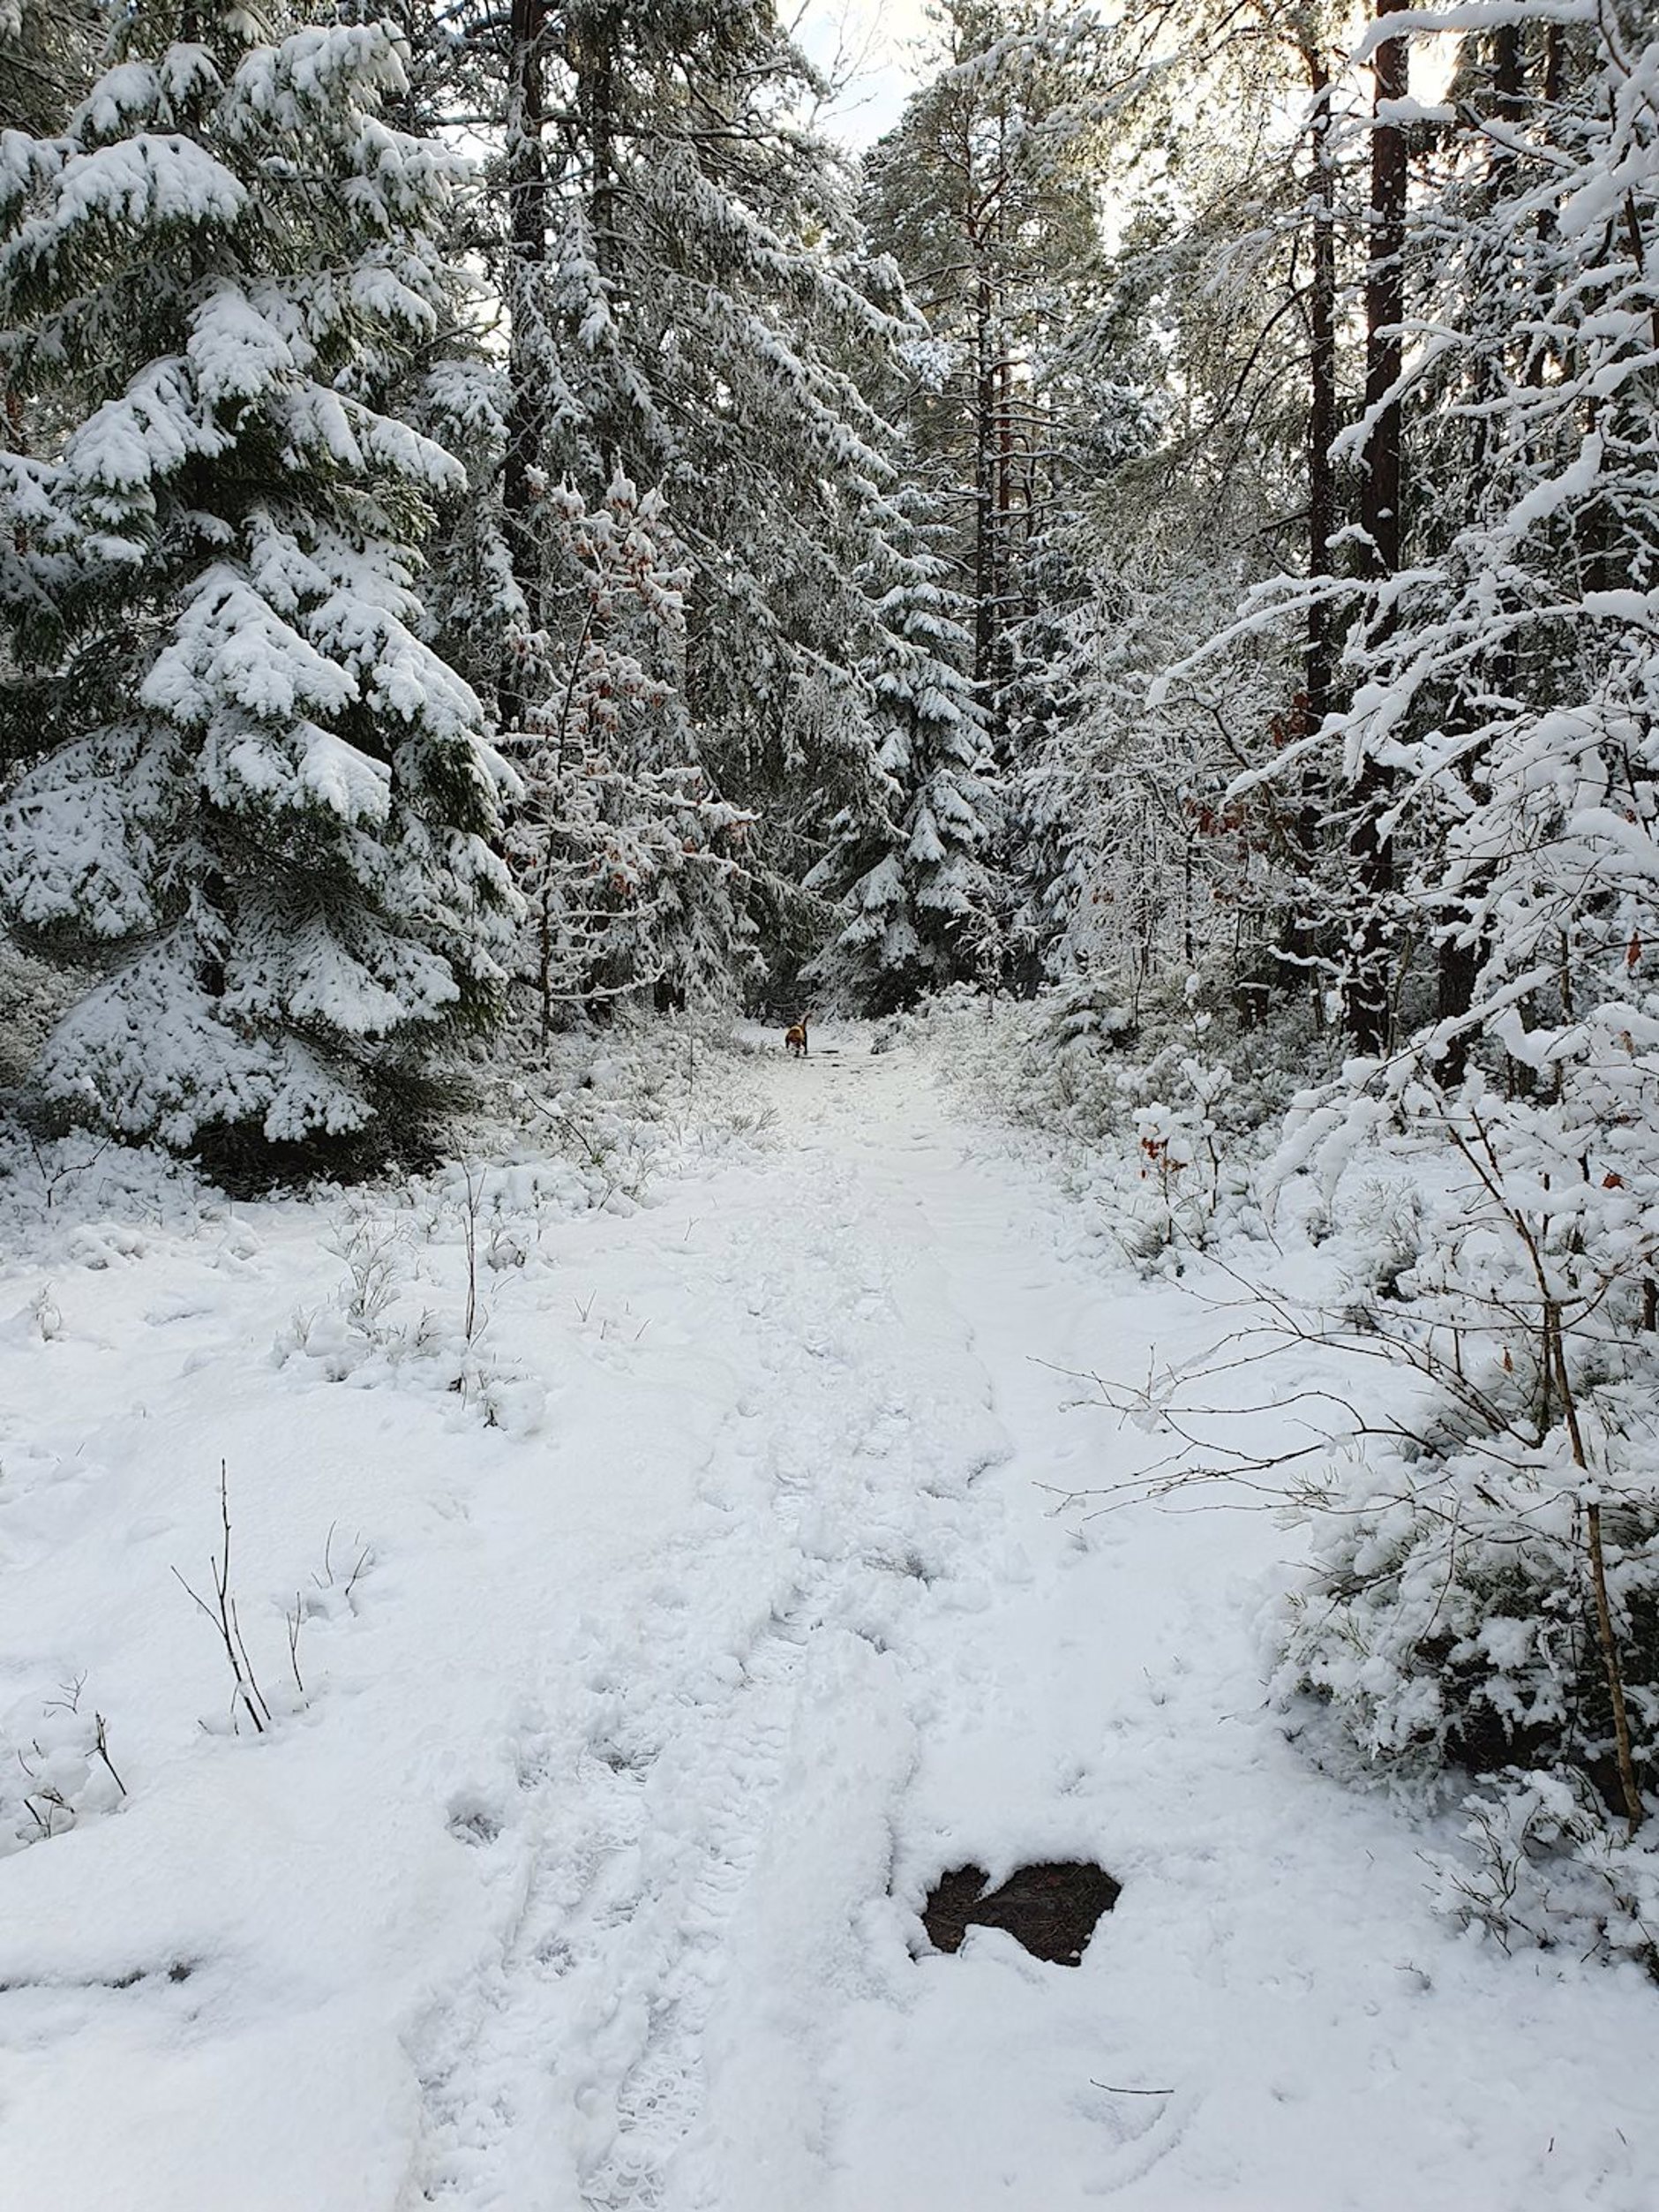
2 1034 1656 2210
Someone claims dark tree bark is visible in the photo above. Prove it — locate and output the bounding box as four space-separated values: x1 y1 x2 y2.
574 1 620 476
963 112 1021 735
1344 0 1408 1057
1362 0 1407 583
1276 33 1340 1008
973 265 996 690
1304 44 1338 730
1436 27 1528 1080
499 0 549 736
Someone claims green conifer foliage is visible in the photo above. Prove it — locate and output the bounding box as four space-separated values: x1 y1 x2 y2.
0 7 519 1147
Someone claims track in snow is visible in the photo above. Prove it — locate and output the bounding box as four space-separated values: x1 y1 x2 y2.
402 1052 1022 2209
9 1033 1649 2212
402 1040 1659 2212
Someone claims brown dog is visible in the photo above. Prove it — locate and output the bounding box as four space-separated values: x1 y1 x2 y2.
784 1019 808 1057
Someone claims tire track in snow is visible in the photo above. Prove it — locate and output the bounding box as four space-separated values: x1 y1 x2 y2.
402 1137 1012 2210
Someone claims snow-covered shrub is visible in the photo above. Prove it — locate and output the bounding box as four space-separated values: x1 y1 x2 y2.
327 1203 411 1336
1004 973 1328 1147
1272 1066 1659 1957
1275 1418 1659 1795
0 934 79 1087
1027 975 1136 1121
275 1172 546 1432
1266 1190 1659 1964
1432 1772 1659 1972
985 982 1272 1259
1326 1172 1426 1313
2 1680 124 1854
0 1119 206 1252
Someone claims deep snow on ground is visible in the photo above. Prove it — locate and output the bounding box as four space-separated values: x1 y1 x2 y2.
1 1026 1655 2210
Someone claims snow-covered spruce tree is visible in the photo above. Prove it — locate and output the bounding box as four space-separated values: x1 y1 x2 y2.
0 0 99 781
409 351 526 725
507 470 754 1032
0 0 98 136
861 0 1117 739
0 8 517 1154
804 501 997 1012
1261 11 1659 1937
468 0 924 1012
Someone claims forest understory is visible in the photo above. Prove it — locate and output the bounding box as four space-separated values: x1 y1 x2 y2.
1 1009 1655 2211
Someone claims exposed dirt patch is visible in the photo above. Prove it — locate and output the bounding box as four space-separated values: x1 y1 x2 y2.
921 1862 1121 1967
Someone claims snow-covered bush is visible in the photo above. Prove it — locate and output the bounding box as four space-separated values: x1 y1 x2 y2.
1275 1413 1659 1800
0 932 79 1087
1007 972 1329 1147
1022 975 1137 1121
1432 1772 1659 1970
1325 1172 1426 1313
1224 10 1659 1963
961 977 1313 1260
1272 1069 1659 1955
275 1169 546 1433
2 1679 124 1854
0 1117 206 1249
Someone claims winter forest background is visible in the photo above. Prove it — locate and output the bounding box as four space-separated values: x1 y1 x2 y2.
8 0 1659 2015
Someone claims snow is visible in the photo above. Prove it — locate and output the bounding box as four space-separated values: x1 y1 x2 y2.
187 282 298 405
1 1027 1655 2208
68 358 224 501
30 133 244 238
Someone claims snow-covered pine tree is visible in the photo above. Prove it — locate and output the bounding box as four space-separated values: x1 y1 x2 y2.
861 2 1116 741
805 500 996 1012
1003 36 1329 1021
507 470 755 1032
0 0 98 135
474 0 925 1012
1261 10 1659 1909
0 5 518 1154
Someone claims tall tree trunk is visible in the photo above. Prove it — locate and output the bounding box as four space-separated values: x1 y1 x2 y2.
1437 26 1527 1080
1362 0 1407 581
988 143 1016 730
1344 0 1408 1056
973 262 996 694
500 0 549 736
1280 35 1339 1009
1304 46 1338 731
993 337 1015 711
576 3 620 476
